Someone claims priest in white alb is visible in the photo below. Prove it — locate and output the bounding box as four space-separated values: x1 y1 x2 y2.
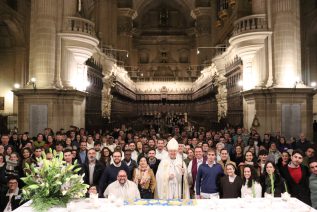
155 138 190 199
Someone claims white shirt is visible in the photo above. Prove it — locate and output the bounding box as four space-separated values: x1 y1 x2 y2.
88 162 96 185
87 141 94 150
241 181 262 198
104 180 140 200
102 143 116 152
4 188 19 212
156 149 168 160
131 150 138 161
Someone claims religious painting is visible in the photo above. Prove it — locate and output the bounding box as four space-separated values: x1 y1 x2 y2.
0 97 4 110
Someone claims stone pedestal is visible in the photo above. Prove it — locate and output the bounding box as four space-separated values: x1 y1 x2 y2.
13 89 86 135
242 88 315 140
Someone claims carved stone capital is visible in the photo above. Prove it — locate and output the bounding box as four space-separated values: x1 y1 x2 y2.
118 8 137 19
191 7 212 19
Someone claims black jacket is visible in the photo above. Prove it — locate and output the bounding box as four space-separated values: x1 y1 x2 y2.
0 188 27 211
280 165 311 206
82 160 105 187
149 158 161 175
122 159 138 178
260 172 286 197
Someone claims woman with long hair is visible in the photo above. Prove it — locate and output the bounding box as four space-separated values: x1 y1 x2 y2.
241 165 262 198
99 147 112 167
260 161 286 197
21 133 30 148
238 151 258 175
133 156 156 199
234 135 245 149
5 152 21 178
231 145 244 168
4 145 14 161
277 151 290 173
21 147 32 173
136 141 143 155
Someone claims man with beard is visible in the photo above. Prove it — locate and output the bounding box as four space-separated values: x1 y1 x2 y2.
104 170 140 200
83 149 104 188
147 149 160 175
281 150 311 206
99 151 130 197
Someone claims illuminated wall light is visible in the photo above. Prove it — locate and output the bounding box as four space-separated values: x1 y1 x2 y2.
311 81 316 87
237 80 243 87
85 81 91 89
14 83 20 89
30 77 36 83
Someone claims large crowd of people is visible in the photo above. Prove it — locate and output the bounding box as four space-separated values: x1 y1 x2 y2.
0 125 317 211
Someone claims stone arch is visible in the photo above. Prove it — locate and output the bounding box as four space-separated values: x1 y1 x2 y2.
0 7 27 117
134 0 194 27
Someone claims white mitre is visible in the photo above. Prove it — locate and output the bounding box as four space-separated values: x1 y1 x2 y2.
167 138 178 150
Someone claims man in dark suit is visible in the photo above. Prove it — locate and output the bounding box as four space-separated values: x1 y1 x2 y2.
83 148 104 189
77 141 88 164
0 176 27 211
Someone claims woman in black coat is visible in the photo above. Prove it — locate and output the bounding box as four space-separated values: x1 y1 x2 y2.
260 161 286 197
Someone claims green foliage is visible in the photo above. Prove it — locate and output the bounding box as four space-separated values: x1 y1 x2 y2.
21 149 89 212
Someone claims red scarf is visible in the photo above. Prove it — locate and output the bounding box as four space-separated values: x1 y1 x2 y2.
191 157 207 189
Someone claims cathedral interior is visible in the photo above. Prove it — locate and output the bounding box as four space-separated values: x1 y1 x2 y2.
0 0 316 139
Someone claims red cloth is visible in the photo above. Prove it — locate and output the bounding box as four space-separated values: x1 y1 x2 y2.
191 157 207 189
288 166 302 184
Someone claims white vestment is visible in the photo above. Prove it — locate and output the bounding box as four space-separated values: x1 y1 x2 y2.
104 180 140 200
155 157 190 199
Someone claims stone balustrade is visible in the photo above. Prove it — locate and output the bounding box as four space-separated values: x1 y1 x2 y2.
64 16 96 37
233 14 267 36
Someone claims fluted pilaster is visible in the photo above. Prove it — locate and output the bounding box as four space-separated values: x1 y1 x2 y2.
29 0 57 88
272 0 301 87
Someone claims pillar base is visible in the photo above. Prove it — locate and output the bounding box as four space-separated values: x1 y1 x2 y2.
13 89 87 136
242 87 315 140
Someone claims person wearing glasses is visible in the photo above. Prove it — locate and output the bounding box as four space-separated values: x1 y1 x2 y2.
99 151 130 197
104 170 140 200
0 176 26 211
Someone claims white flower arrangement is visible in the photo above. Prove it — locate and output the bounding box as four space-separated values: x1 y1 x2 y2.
21 149 89 212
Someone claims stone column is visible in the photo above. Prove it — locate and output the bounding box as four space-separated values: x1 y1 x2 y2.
252 0 266 14
96 0 117 47
29 0 57 88
191 7 212 64
117 8 137 65
271 0 301 87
